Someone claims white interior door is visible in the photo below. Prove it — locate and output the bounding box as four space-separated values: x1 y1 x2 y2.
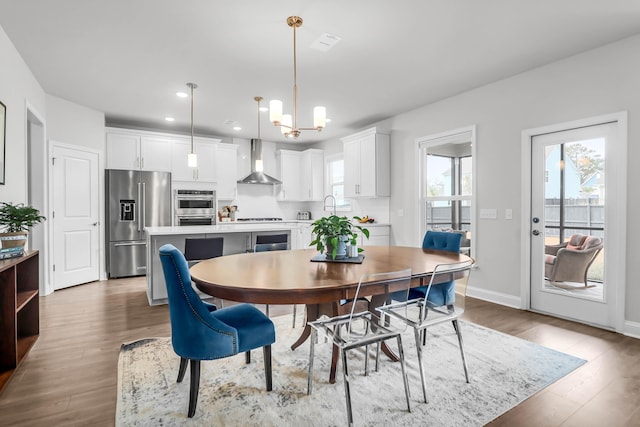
529 121 622 329
51 145 100 290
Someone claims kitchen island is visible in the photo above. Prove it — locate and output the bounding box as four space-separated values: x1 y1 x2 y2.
145 223 300 305
145 221 390 305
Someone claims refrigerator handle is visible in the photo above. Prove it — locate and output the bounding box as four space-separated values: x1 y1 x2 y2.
137 182 142 232
142 182 146 231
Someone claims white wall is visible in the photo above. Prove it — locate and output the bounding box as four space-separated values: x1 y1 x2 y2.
372 34 640 323
46 95 105 151
0 25 46 203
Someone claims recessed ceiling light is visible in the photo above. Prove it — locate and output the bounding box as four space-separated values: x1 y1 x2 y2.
259 107 268 112
233 126 242 131
176 91 188 98
164 116 175 122
325 118 332 123
311 32 342 52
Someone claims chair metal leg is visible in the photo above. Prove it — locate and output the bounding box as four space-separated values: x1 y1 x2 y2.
341 349 354 427
177 357 188 383
188 359 201 418
263 345 273 391
265 304 270 317
396 335 412 413
307 329 316 395
364 344 370 376
245 350 251 364
452 319 470 383
414 327 429 403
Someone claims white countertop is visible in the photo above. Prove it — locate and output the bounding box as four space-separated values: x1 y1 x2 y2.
146 221 390 236
145 223 298 236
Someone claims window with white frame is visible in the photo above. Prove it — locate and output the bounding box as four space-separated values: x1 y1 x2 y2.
326 154 351 211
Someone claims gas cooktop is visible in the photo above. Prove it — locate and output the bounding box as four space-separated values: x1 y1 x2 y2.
236 217 283 222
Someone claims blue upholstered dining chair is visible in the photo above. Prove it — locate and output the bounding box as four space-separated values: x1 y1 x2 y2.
408 230 463 303
158 244 276 418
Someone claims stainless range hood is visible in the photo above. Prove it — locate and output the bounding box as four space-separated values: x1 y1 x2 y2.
237 138 282 185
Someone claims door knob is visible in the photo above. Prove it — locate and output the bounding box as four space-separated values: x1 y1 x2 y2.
532 217 540 223
532 229 540 236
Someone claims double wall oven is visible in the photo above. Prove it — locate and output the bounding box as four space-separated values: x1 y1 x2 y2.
174 189 216 226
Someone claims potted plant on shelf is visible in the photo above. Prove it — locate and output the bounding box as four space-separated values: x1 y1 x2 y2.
0 202 46 249
310 215 370 260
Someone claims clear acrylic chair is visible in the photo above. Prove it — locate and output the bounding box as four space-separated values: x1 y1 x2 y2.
307 268 413 427
377 259 474 404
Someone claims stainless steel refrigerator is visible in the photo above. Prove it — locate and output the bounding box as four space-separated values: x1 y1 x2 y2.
106 169 172 278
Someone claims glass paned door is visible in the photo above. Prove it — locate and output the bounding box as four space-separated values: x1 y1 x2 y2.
530 122 615 328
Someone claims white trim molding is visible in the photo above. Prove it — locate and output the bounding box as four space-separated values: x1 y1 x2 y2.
520 111 627 333
467 286 521 309
415 125 477 251
623 321 640 340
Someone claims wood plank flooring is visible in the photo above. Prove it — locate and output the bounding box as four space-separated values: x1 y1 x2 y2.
0 276 638 426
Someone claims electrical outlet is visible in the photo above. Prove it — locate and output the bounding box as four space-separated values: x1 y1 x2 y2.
505 209 513 220
479 208 497 219
397 209 404 217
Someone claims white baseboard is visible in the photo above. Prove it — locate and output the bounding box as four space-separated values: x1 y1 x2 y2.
623 320 640 339
467 286 639 340
467 286 522 309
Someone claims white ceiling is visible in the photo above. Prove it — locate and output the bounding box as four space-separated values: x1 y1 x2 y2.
1 1 640 144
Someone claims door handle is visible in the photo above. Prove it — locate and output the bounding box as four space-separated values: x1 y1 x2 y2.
92 222 99 226
114 242 147 247
532 230 540 236
137 182 142 232
141 182 146 230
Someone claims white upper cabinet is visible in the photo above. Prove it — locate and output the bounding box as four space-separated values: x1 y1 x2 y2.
277 148 324 201
106 129 172 171
140 136 173 172
171 137 218 183
342 127 390 198
215 144 238 200
277 150 303 201
106 132 139 170
301 149 325 201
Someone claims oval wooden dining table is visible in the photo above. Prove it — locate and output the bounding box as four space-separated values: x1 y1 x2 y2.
190 246 473 383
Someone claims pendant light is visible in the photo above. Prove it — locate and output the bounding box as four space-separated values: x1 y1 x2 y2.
187 82 198 167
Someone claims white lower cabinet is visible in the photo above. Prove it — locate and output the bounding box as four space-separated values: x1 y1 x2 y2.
360 225 390 247
296 223 314 250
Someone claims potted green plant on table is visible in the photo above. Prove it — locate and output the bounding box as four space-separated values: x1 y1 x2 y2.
310 215 370 260
0 202 46 249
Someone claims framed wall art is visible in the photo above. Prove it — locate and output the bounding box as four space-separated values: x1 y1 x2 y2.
0 100 5 185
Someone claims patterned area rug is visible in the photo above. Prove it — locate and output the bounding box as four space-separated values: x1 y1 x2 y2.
116 315 585 426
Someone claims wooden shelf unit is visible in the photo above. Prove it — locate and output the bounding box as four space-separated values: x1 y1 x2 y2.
0 250 39 393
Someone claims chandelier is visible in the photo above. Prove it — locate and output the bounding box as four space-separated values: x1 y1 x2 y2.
269 16 326 139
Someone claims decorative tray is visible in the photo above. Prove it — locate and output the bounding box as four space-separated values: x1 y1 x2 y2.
310 254 365 264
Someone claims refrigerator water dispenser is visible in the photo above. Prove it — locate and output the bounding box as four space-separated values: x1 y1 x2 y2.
120 200 135 221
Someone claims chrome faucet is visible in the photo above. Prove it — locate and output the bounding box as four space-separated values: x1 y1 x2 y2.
323 194 337 216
